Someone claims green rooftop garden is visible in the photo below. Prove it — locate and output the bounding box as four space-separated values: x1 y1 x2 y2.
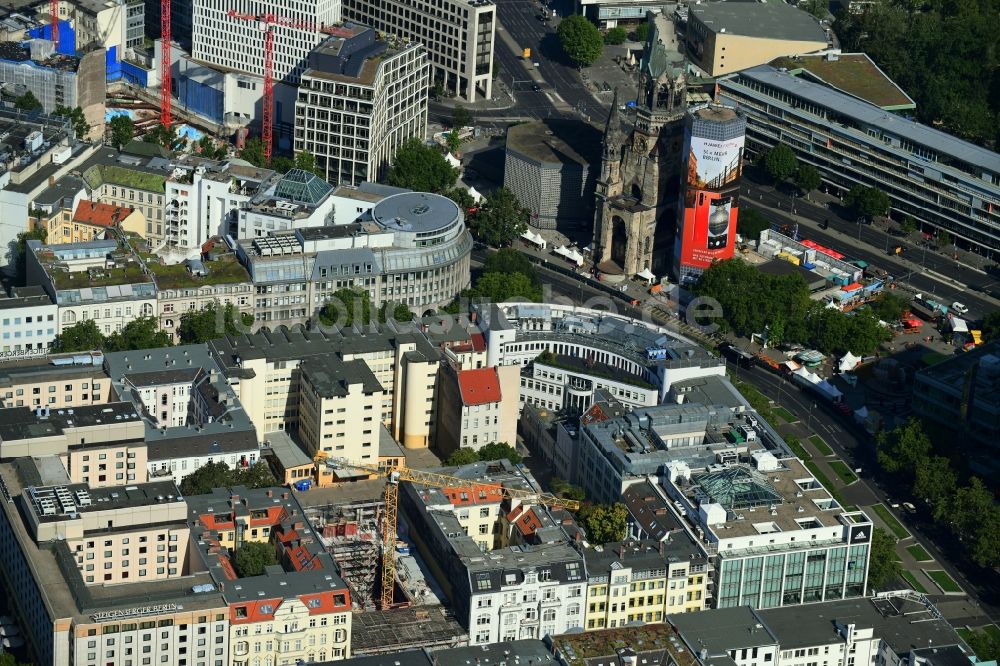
148 254 250 290
84 164 166 193
51 263 151 290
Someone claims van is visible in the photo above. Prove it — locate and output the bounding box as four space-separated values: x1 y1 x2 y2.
951 302 968 315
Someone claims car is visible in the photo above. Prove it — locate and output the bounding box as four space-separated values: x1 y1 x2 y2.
532 83 541 92
887 500 900 508
950 302 969 315
902 502 917 514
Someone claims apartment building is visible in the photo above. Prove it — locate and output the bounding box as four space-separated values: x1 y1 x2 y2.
718 65 1000 254
0 40 106 138
69 0 145 55
0 285 58 358
236 168 336 239
0 351 107 408
435 364 519 456
188 487 353 663
298 355 385 463
342 0 495 103
583 538 710 630
165 158 276 251
25 238 158 334
81 147 168 242
294 27 429 186
105 346 262 483
400 460 587 645
51 199 145 243
155 251 254 341
23 480 188 585
669 593 972 666
209 324 441 449
520 351 660 415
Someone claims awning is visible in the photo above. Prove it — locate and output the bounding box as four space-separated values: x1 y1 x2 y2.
636 268 655 281
521 229 546 248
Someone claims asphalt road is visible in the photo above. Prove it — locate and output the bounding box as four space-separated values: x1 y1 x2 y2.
744 183 998 320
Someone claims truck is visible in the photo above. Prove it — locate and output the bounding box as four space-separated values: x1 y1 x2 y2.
915 293 949 316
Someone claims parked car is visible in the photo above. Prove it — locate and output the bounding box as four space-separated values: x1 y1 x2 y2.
950 302 969 315
902 502 917 514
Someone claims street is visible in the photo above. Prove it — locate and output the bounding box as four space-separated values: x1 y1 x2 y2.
743 181 999 319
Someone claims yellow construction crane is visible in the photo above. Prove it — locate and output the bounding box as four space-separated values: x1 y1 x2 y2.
327 458 581 610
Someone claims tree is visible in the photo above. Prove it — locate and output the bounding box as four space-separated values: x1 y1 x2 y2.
578 503 628 544
633 21 650 42
180 461 235 495
950 477 1000 568
178 302 252 343
51 320 104 353
936 231 952 249
845 185 890 219
981 310 1000 342
484 248 538 284
468 271 541 303
799 0 828 18
550 477 586 502
869 292 908 322
104 317 171 352
867 527 902 589
381 301 414 323
452 105 472 131
876 418 932 477
0 652 31 666
557 15 603 67
14 90 42 112
54 104 90 138
467 187 528 247
736 207 772 242
238 138 268 168
912 455 956 520
232 541 277 577
294 150 322 177
761 143 798 182
387 138 458 193
604 26 628 44
900 216 918 235
963 627 1000 662
237 461 278 489
11 226 47 284
444 186 475 210
197 135 227 160
444 448 480 466
446 130 462 154
144 123 178 148
109 114 135 151
478 442 522 464
318 288 373 328
794 163 822 194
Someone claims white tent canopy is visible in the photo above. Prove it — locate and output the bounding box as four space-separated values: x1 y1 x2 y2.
839 352 861 373
636 268 655 282
566 248 584 266
521 229 546 248
553 245 570 257
446 152 461 167
951 317 969 333
467 186 484 203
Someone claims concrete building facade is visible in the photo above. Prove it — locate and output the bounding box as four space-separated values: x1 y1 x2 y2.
341 0 495 103
294 28 429 186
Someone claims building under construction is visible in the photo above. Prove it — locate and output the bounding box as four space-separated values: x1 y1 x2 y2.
309 498 383 610
351 606 468 656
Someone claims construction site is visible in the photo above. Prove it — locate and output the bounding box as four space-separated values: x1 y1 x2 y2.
306 498 466 651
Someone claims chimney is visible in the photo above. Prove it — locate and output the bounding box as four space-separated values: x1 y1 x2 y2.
265 489 273 498
617 544 624 558
230 494 239 505
659 541 665 555
470 310 478 323
281 492 289 500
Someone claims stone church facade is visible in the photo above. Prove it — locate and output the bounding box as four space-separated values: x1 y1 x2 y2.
592 36 689 278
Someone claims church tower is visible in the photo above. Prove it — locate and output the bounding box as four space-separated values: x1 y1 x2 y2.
592 13 689 279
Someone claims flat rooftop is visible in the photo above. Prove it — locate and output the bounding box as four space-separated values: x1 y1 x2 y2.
0 402 141 444
371 192 460 235
552 624 700 666
688 2 828 43
505 119 602 168
770 53 915 110
670 606 779 655
148 251 251 291
916 342 1000 397
25 480 183 523
301 355 383 397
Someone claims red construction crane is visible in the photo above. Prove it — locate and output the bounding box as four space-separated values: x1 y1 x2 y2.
50 0 59 46
226 10 323 165
160 0 171 127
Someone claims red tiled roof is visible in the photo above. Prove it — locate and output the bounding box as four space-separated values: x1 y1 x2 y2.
457 367 501 406
470 332 486 352
441 484 506 506
72 200 132 227
507 506 543 536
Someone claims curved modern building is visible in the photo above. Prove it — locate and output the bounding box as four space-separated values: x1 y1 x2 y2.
237 191 472 327
369 192 473 314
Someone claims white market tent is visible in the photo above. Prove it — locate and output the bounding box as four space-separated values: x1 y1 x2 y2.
521 229 546 249
467 186 484 203
839 352 861 373
636 268 655 283
446 152 461 167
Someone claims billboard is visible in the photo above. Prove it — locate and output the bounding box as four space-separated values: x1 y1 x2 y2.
677 130 745 271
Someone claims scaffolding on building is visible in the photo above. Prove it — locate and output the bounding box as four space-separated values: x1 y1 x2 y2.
308 498 383 610
350 606 469 656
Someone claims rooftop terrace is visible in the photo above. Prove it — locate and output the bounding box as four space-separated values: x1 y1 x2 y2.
148 252 251 291
552 624 699 666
